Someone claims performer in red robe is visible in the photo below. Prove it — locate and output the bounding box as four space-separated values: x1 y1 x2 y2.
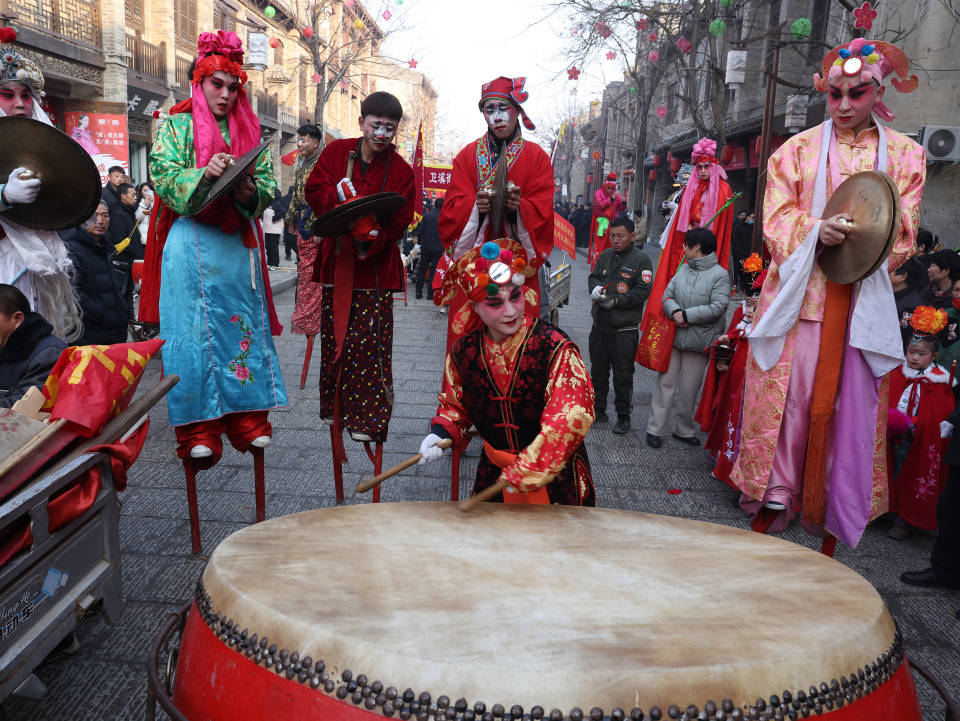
304 91 415 446
887 308 957 532
636 138 734 372
587 173 626 266
438 76 554 352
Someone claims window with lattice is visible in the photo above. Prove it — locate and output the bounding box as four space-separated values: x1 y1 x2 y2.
125 0 144 31
175 0 197 50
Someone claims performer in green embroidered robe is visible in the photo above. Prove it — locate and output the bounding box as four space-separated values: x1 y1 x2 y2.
144 29 287 464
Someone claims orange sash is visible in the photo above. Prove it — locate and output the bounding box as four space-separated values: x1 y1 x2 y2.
801 279 852 526
482 441 550 504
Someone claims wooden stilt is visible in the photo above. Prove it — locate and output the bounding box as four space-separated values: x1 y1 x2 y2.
300 335 315 389
363 442 384 503
450 444 462 502
251 446 266 523
331 424 344 504
183 459 202 554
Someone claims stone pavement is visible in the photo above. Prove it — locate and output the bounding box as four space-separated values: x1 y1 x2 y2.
3 248 957 720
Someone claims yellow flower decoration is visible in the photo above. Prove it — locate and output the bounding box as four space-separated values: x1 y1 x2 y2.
742 253 764 274
910 305 948 335
353 18 365 30
866 52 879 64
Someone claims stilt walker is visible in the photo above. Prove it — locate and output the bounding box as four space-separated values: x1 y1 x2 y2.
140 30 287 551
304 92 416 501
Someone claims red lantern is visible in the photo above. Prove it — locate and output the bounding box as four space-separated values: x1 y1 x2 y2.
652 154 663 166
269 37 280 48
591 151 601 161
586 173 594 184
670 157 682 173
648 169 657 182
302 26 314 38
666 151 673 163
720 144 736 165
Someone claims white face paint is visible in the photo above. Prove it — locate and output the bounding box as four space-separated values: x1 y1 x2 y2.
482 100 519 140
361 114 398 153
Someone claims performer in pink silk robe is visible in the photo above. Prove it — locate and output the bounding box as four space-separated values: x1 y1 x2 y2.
587 173 626 266
731 38 926 548
438 76 554 353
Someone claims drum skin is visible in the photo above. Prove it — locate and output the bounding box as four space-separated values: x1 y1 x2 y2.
171 503 924 720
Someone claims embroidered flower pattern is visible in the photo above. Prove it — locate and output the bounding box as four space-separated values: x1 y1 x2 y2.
913 443 940 500
228 315 255 386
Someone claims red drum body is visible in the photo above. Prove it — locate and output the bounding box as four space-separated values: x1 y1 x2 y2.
170 503 924 721
132 259 144 285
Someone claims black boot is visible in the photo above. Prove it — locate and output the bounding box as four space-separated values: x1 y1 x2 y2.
612 415 631 435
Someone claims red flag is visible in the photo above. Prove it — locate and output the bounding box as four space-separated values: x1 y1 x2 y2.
281 148 299 167
408 119 425 230
41 339 164 437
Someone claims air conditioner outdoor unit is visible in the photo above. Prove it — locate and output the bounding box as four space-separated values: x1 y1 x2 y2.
921 126 960 162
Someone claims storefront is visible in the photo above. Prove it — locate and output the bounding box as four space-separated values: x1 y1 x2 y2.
126 80 169 184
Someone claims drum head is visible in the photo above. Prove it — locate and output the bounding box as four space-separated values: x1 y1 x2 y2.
0 116 101 230
199 503 897 712
819 170 901 284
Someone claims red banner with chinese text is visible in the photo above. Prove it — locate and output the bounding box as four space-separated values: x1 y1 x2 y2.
423 164 453 191
64 112 130 186
553 212 576 255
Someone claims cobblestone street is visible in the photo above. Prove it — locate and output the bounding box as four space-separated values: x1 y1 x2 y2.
3 248 958 720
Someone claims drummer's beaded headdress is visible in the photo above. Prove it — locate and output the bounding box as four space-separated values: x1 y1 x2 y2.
193 30 248 86
441 240 535 305
814 38 917 121
479 76 536 131
0 28 44 99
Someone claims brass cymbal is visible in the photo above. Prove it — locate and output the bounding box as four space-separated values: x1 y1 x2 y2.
310 192 407 237
194 136 274 215
819 170 901 285
0 116 101 230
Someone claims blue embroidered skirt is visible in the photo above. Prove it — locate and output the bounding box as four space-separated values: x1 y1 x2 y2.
159 217 288 426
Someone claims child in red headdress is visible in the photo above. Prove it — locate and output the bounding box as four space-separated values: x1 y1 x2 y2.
887 307 957 537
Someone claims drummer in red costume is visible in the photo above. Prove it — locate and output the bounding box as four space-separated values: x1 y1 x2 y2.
418 238 596 505
304 91 415 445
587 172 626 266
636 138 734 371
438 76 554 352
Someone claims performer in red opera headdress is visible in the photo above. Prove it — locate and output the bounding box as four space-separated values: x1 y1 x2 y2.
695 258 765 487
418 238 596 506
144 29 286 465
438 76 554 353
731 37 925 548
636 138 734 372
886 307 956 537
587 172 626 266
304 91 415 446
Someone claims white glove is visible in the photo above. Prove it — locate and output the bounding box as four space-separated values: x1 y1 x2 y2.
3 167 41 205
590 285 605 301
418 433 446 465
941 421 954 439
336 177 356 202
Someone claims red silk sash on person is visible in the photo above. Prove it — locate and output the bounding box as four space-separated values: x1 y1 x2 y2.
553 212 576 255
40 339 164 437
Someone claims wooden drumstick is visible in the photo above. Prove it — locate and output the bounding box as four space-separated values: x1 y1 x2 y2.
458 479 509 512
356 438 454 493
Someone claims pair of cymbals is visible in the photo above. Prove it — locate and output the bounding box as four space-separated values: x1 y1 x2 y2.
194 136 274 215
818 170 901 285
310 192 407 237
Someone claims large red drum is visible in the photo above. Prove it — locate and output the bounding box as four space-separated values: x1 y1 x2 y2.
170 503 923 720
